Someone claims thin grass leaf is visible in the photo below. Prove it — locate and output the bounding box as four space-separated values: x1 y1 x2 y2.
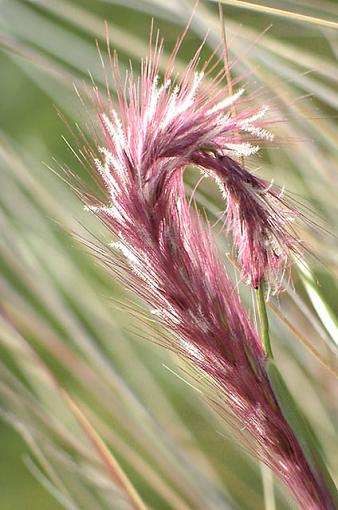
211 0 338 29
297 261 338 350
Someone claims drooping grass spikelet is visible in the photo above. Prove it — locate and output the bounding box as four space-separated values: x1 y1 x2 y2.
83 23 306 292
68 25 336 509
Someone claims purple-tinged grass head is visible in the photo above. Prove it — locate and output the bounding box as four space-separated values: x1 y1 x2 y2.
66 26 335 509
78 23 307 292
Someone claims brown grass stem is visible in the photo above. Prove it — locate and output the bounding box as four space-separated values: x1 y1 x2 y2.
60 389 148 510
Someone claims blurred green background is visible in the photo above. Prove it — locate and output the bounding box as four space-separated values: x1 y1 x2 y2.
0 1 337 509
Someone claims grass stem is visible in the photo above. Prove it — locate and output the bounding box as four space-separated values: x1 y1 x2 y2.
260 462 276 510
61 389 148 510
256 281 273 358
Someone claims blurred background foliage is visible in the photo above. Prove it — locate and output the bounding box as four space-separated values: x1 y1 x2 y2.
0 1 337 509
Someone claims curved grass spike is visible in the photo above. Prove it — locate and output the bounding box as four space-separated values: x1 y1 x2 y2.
64 15 337 509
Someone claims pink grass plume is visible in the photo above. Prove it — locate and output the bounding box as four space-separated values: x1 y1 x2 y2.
84 23 306 292
66 23 337 509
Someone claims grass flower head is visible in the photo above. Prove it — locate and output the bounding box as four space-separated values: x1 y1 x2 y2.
81 23 306 293
68 24 336 510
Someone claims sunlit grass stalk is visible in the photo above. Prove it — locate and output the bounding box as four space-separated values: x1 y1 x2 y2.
61 389 148 510
260 462 276 510
214 0 338 29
